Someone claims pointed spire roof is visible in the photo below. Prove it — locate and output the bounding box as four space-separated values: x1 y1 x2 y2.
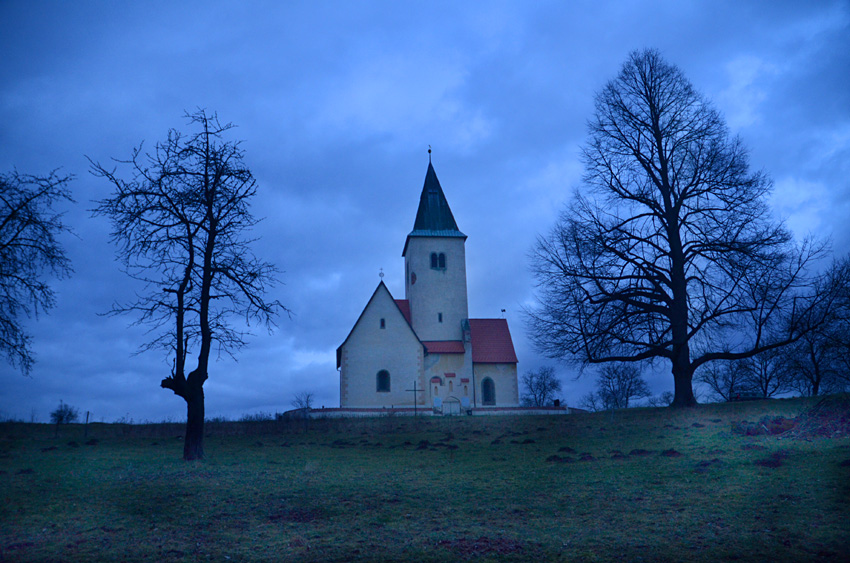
403 161 466 256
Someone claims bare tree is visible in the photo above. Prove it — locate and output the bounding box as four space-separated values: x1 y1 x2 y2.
695 360 748 402
520 366 563 406
528 49 829 407
579 391 603 412
740 350 791 398
782 257 850 396
596 364 651 409
0 171 74 374
91 110 286 460
291 392 314 411
646 391 674 408
784 329 844 397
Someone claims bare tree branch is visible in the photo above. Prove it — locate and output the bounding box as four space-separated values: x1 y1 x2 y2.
0 170 74 374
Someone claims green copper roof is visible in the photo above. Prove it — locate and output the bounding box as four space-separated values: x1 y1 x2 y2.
411 162 464 234
403 162 466 256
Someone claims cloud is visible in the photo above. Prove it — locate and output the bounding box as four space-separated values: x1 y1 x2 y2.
718 56 779 129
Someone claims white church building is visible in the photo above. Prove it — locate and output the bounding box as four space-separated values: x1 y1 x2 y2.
336 161 520 412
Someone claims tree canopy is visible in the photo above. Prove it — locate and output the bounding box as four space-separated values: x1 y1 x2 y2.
529 49 829 407
0 170 74 374
92 110 285 459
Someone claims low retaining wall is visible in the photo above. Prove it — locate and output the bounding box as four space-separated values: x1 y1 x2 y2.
304 406 572 418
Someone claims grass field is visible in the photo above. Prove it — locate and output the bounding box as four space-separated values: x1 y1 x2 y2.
1 397 849 562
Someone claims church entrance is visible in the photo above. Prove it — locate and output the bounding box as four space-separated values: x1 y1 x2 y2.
442 396 461 415
482 378 495 406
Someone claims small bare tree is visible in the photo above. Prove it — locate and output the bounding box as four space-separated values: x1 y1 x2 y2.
91 110 286 460
291 392 314 411
520 366 562 406
50 400 79 424
581 364 651 411
597 364 651 409
695 360 749 402
0 170 74 374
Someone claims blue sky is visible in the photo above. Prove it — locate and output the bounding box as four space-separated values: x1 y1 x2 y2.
1 1 848 421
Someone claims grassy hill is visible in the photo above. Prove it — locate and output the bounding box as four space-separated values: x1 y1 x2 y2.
1 396 848 562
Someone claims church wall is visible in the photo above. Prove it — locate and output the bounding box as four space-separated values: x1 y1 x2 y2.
340 288 424 408
404 236 468 342
424 353 471 407
473 363 519 407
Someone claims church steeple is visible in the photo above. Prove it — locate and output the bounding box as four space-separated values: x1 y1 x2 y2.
403 162 466 257
412 162 462 233
402 160 469 342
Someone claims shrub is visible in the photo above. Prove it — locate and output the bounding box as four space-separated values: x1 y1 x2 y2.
50 401 79 425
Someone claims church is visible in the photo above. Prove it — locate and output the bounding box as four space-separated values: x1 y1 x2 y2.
336 161 520 412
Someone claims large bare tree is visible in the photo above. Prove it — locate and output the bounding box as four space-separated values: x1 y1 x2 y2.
0 170 74 374
529 49 828 407
92 110 285 460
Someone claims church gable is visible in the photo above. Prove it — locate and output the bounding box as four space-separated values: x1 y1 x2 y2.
337 282 425 408
337 282 419 368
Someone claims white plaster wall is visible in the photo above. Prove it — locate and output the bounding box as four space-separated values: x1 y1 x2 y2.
404 236 468 341
425 353 471 406
473 363 519 407
340 286 425 408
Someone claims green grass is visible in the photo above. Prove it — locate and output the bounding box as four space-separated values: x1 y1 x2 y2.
1 397 849 561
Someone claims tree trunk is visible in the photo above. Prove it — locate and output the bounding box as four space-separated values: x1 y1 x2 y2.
183 385 205 460
670 359 697 407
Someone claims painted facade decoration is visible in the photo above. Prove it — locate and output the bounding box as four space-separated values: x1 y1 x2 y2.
337 162 519 409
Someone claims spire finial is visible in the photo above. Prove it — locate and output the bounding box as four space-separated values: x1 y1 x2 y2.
428 145 432 163
379 267 384 280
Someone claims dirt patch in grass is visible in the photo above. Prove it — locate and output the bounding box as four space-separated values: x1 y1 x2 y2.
694 458 725 473
660 449 682 457
629 449 653 456
437 536 524 559
545 455 574 463
754 449 791 468
268 507 326 523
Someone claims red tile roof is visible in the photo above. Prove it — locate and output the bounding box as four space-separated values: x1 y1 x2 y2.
422 341 465 354
469 319 518 364
394 299 411 325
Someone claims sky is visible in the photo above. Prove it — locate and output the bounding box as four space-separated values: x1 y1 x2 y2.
1 0 848 422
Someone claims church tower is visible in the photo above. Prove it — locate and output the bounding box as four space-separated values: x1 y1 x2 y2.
402 162 469 342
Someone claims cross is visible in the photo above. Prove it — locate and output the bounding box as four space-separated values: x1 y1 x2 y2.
406 380 425 416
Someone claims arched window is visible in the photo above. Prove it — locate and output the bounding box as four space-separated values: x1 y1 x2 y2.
482 377 495 405
376 370 391 392
431 252 447 270
449 381 453 392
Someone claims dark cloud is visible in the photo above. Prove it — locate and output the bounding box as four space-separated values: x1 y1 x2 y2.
1 1 848 421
